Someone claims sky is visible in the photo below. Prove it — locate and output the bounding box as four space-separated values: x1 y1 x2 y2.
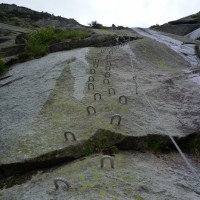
0 0 199 28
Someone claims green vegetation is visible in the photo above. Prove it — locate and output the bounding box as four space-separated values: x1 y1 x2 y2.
181 134 200 155
147 138 170 152
88 20 104 29
188 137 200 149
26 28 90 57
0 59 5 74
181 11 200 22
84 143 118 156
117 25 129 30
0 166 38 189
3 31 11 36
88 20 129 30
0 5 57 23
190 11 200 22
134 194 144 200
150 24 159 29
83 130 123 156
84 137 119 156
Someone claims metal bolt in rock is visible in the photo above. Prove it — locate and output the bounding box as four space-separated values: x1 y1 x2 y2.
105 66 111 71
110 114 121 126
88 83 94 90
64 131 76 141
90 69 96 74
119 95 127 104
100 155 114 168
93 63 98 68
87 106 96 115
111 47 116 52
108 88 115 95
94 93 102 100
109 50 113 54
94 59 99 64
97 53 102 57
54 178 70 189
88 76 94 82
106 61 112 66
103 79 110 84
105 72 111 78
106 55 111 59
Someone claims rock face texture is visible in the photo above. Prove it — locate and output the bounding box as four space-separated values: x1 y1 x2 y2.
152 11 200 40
133 28 200 67
0 22 30 60
186 28 200 40
0 28 200 199
1 152 200 200
153 23 199 36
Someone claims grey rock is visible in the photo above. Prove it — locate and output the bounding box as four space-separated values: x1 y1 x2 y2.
15 33 27 44
1 152 200 200
0 30 200 198
0 44 25 57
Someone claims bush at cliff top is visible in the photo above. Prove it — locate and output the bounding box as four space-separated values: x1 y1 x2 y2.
26 28 90 57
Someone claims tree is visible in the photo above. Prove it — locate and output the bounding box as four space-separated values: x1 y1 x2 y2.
88 20 103 29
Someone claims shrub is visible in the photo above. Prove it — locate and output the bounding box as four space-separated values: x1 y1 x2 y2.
117 25 128 30
27 28 55 45
150 24 159 29
26 28 90 57
27 43 46 57
88 20 104 29
148 139 170 152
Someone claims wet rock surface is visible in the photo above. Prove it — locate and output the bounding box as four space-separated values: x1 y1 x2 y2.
186 28 200 40
0 29 200 198
133 28 200 67
152 23 200 36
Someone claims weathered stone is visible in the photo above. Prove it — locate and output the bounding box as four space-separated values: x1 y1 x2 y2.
0 44 25 57
1 152 200 199
15 33 27 44
186 27 200 40
152 23 200 36
195 45 200 58
48 34 117 53
0 30 200 185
